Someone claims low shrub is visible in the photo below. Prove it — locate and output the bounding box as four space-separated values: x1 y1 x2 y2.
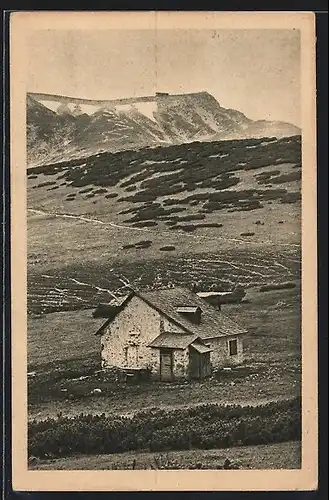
44 170 58 176
33 181 57 189
271 171 301 184
122 244 136 250
135 240 152 249
132 221 158 228
259 281 297 292
105 192 119 199
196 223 223 228
121 190 158 203
176 214 206 222
94 188 108 195
160 246 176 251
181 225 197 232
255 170 281 183
280 192 301 204
28 397 301 459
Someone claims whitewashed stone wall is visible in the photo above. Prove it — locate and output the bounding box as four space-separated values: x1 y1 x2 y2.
101 295 161 375
204 335 244 369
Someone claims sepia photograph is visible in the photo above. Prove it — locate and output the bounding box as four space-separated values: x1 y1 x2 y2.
10 11 317 491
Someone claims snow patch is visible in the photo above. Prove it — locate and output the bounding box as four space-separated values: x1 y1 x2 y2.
38 100 61 113
77 103 101 115
115 104 133 114
38 100 100 115
134 101 158 122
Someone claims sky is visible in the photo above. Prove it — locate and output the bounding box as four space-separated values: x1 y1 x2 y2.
27 29 301 126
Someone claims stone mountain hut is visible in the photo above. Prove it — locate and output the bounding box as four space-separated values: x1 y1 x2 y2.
94 286 247 382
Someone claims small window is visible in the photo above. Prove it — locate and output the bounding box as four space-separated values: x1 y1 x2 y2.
229 339 238 356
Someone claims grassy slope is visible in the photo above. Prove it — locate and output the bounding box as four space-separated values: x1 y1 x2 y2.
29 441 301 470
28 309 102 366
27 137 301 271
27 137 301 314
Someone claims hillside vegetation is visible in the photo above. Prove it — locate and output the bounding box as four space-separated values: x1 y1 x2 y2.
29 397 300 459
27 135 301 314
28 135 301 227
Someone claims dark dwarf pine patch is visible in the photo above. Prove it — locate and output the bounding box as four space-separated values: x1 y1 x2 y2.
105 192 119 199
135 240 153 249
28 397 301 459
93 188 108 195
132 221 158 228
258 281 297 292
160 246 176 252
240 232 256 237
27 136 301 218
280 192 301 204
33 180 57 189
27 136 301 236
122 244 136 250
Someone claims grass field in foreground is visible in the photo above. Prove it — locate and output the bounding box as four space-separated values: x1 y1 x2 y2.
29 440 301 470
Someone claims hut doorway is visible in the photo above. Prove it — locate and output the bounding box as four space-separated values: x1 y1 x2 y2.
189 343 212 379
160 349 173 381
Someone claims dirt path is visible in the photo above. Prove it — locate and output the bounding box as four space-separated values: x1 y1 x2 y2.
28 207 300 248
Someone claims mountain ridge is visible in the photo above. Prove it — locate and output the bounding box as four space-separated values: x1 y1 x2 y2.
27 91 301 167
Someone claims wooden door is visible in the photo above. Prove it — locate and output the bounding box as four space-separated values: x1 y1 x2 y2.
201 352 211 378
160 349 173 381
189 348 201 379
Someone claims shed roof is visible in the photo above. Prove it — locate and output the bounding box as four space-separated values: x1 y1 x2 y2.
190 341 213 354
148 333 199 349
